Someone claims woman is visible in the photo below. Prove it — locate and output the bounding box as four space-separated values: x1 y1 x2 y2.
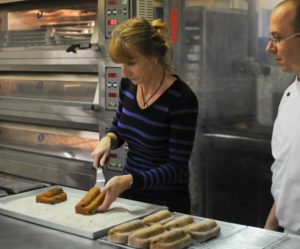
91 17 198 213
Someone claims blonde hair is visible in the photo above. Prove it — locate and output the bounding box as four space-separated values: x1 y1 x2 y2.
109 17 173 72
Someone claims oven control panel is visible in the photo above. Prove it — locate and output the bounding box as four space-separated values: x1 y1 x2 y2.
105 0 129 38
105 67 121 110
106 143 128 172
100 126 127 173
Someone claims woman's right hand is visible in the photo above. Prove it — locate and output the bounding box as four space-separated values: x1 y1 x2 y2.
97 174 133 212
91 136 112 169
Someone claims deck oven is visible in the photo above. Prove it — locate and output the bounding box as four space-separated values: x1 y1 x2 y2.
0 0 155 194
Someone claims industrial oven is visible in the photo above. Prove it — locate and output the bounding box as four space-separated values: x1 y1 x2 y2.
0 0 158 194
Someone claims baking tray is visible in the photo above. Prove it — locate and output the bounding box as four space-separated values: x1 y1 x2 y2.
0 185 165 239
98 213 287 249
98 213 248 249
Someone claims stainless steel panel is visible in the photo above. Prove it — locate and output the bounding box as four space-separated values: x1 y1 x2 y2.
0 186 165 239
209 226 287 249
0 214 111 249
0 74 98 101
0 50 100 72
0 122 100 189
0 173 45 193
274 235 300 249
0 190 8 197
0 0 27 3
0 148 96 189
0 73 102 127
0 122 99 159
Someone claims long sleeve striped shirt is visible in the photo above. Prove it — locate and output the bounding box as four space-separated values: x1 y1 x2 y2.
108 76 198 191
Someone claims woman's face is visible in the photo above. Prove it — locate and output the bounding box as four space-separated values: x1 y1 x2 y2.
120 47 156 85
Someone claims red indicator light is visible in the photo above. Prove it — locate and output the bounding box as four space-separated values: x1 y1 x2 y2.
108 0 116 5
108 19 117 26
110 153 117 158
108 92 117 98
108 72 117 78
170 7 178 44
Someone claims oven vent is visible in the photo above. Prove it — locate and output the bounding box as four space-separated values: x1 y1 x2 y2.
136 0 153 20
0 25 94 49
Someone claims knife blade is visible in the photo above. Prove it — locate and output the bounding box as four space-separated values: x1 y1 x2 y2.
95 167 105 189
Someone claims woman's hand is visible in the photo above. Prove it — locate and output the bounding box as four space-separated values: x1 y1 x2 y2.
97 174 133 212
91 136 112 169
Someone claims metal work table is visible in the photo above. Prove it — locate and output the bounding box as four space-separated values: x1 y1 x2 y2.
0 214 115 249
1 212 300 249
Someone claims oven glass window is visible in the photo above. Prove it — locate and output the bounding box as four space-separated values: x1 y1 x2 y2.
0 1 97 48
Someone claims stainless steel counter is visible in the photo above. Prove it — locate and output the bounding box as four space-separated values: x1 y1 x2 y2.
0 214 116 249
1 212 300 249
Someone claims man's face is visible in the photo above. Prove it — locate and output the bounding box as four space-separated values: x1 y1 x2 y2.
266 2 300 76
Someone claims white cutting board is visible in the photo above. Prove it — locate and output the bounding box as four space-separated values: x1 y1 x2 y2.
0 185 165 239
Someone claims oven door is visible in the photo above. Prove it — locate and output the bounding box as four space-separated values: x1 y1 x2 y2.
0 73 103 130
0 0 100 72
0 121 99 189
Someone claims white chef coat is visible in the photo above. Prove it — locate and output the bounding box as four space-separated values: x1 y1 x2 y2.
271 77 300 235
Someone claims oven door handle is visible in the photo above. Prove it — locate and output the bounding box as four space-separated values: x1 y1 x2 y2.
66 43 93 54
82 104 101 111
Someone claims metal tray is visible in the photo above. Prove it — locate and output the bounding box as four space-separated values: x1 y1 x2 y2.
98 213 247 249
98 214 287 249
0 185 165 239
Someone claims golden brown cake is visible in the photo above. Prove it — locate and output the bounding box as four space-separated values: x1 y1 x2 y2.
128 224 166 249
163 215 194 230
75 186 105 215
36 187 67 204
108 219 146 244
142 210 174 225
150 228 192 249
183 219 220 242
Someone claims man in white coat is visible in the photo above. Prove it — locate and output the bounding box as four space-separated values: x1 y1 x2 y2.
264 0 300 235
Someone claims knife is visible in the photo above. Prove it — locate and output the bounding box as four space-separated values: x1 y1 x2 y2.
95 167 105 189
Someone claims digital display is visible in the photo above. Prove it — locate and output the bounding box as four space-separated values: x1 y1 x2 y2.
110 153 117 158
108 19 117 26
108 0 117 5
108 72 117 78
108 92 117 98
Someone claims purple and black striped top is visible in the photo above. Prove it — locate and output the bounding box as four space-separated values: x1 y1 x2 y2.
108 76 198 191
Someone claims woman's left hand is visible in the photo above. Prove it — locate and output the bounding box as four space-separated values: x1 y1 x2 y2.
97 174 133 212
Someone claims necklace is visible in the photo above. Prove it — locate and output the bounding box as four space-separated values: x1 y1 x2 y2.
140 70 165 108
